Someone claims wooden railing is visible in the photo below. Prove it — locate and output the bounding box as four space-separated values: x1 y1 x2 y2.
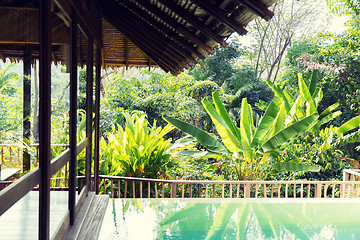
96 175 360 199
0 143 69 169
0 138 88 216
0 143 71 188
343 169 360 181
0 144 22 168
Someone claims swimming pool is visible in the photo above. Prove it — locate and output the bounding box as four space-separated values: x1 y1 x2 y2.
99 198 360 239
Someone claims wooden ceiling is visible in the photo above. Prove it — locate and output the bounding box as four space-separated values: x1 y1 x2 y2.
0 0 279 74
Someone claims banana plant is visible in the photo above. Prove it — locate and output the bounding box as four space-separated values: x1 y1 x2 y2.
165 72 339 180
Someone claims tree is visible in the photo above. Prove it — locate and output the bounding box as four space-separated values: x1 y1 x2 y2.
244 0 333 82
189 42 244 87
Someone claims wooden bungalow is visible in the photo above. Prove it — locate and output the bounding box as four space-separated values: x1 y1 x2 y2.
0 0 279 239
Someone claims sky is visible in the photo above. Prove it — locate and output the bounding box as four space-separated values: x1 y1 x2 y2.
235 1 349 48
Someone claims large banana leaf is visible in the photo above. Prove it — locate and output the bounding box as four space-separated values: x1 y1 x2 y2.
212 92 241 139
202 97 242 152
317 110 341 127
298 73 316 115
267 102 286 139
318 102 340 120
312 87 323 107
261 113 319 153
240 98 253 160
285 95 305 126
336 115 360 135
266 79 291 112
309 70 319 96
164 116 228 154
252 101 280 146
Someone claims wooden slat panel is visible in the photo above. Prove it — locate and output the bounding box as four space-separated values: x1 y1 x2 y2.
181 184 185 198
75 195 109 239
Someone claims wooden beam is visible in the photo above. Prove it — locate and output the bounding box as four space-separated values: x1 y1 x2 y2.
125 37 129 70
0 168 40 216
0 41 62 46
0 6 39 11
94 47 101 194
119 0 198 64
236 0 274 21
23 49 32 173
53 0 72 21
103 60 157 66
157 0 228 47
191 0 247 35
177 26 214 54
68 0 102 46
204 0 232 26
135 0 210 58
102 2 184 72
104 0 188 66
85 36 93 191
69 7 78 226
39 0 51 238
49 138 88 177
0 51 5 62
105 15 176 73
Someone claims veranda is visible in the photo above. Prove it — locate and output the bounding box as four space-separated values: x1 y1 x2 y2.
1 0 358 239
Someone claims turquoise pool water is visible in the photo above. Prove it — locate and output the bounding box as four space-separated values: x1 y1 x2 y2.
99 198 360 240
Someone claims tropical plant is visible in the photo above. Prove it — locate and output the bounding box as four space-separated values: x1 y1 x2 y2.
101 112 174 178
0 63 22 142
165 72 340 180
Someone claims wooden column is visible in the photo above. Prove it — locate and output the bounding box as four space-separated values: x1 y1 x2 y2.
69 9 78 225
85 37 93 190
23 49 31 173
39 0 51 239
94 47 101 194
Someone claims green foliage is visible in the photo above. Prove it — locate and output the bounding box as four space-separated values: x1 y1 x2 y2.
99 112 174 178
104 69 217 132
0 63 22 142
272 128 350 181
165 72 339 180
190 42 244 86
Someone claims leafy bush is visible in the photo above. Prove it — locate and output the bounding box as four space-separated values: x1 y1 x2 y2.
100 112 174 178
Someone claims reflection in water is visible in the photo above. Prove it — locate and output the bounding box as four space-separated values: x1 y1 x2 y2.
99 199 360 240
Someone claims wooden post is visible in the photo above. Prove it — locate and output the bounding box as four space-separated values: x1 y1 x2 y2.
85 36 93 190
94 46 101 194
315 183 322 198
69 9 78 226
244 183 250 198
39 0 51 238
23 49 31 173
171 183 176 198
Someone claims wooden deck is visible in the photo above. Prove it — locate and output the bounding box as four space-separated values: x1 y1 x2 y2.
65 193 109 240
0 191 70 239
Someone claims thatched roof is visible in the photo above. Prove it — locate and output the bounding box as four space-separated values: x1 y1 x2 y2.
0 0 279 74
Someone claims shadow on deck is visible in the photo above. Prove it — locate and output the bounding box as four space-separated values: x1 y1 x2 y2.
0 191 109 240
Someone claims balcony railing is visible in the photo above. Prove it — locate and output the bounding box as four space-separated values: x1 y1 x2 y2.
95 175 360 199
0 143 70 188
